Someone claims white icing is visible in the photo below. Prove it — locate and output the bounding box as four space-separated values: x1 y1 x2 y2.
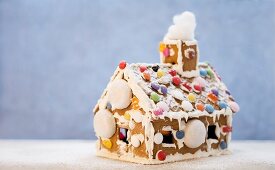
162 143 176 148
215 122 221 139
194 76 207 88
128 109 143 123
156 101 169 112
129 120 135 130
170 89 185 100
184 119 206 148
108 79 132 110
153 132 163 144
94 109 116 138
131 134 144 148
181 101 193 111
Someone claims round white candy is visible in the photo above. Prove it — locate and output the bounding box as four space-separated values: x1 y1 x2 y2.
154 132 163 144
184 119 206 148
131 136 141 148
171 89 184 100
157 101 169 112
182 101 193 111
93 109 116 138
108 79 132 110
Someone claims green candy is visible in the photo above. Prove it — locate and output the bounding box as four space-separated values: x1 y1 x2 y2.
207 68 214 78
150 92 160 103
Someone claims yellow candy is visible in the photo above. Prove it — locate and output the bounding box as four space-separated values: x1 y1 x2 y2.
102 139 112 149
159 43 166 52
124 112 131 120
131 97 140 110
187 93 196 103
157 69 165 78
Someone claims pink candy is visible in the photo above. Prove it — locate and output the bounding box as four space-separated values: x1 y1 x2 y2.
163 48 170 57
153 108 164 116
228 101 240 113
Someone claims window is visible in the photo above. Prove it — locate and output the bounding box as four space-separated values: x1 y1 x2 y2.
119 127 129 144
161 130 173 144
207 125 218 139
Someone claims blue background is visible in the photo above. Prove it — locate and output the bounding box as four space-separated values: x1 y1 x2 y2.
0 0 274 139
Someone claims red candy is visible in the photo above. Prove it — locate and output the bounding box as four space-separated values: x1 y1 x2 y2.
169 69 177 76
182 82 192 92
222 126 232 133
193 85 202 93
119 60 126 69
172 76 181 86
139 65 147 73
157 150 166 161
119 132 125 140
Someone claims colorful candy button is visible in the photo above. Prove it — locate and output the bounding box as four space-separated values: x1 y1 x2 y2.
211 89 219 96
205 104 214 113
218 101 228 109
150 92 160 103
106 102 112 110
222 126 232 133
139 65 147 73
143 71 151 81
208 93 218 103
102 139 112 149
163 48 170 57
131 97 140 110
182 101 194 111
157 150 166 161
152 65 160 72
196 103 205 112
157 69 165 78
220 141 227 150
123 112 131 120
151 82 160 91
176 130 185 139
207 68 214 78
200 69 207 77
182 82 192 92
160 85 167 95
153 108 164 116
159 43 165 52
193 84 202 93
168 69 177 76
228 101 240 113
172 76 181 86
119 60 126 69
187 93 196 103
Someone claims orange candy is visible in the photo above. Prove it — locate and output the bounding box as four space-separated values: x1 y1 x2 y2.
143 71 151 81
159 43 166 52
131 97 140 110
196 103 205 111
208 93 218 103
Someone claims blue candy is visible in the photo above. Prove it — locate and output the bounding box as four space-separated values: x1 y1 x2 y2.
200 69 207 77
176 130 185 139
160 85 167 95
106 102 112 110
220 141 227 150
151 82 160 91
218 101 228 109
205 104 214 113
211 89 219 96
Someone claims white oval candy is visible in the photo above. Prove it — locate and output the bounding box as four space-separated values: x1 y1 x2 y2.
154 132 163 144
171 89 184 100
157 101 169 112
94 109 116 138
108 79 132 110
131 136 141 148
182 101 193 111
194 77 207 88
184 119 206 148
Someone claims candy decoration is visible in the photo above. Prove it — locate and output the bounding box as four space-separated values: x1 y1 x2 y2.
156 101 169 112
220 141 227 150
187 93 196 103
208 93 218 103
131 136 141 148
228 101 240 113
194 77 207 88
207 68 214 78
196 103 205 112
205 104 214 113
143 71 151 81
226 90 231 95
150 92 160 103
152 65 160 72
211 89 219 96
157 150 166 161
106 102 112 110
176 130 185 139
159 43 165 52
119 60 126 69
171 89 184 100
157 69 165 78
151 82 160 91
193 84 202 93
169 69 177 76
181 101 193 111
200 69 207 77
163 48 170 57
131 97 140 110
94 109 116 138
184 119 206 148
123 112 131 120
182 82 192 92
108 79 132 109
102 139 112 149
172 76 181 86
153 108 164 116
222 126 232 133
218 101 228 110
139 65 147 73
119 131 125 140
154 133 163 144
160 85 168 95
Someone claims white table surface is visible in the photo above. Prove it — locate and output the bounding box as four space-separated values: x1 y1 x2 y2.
0 140 274 170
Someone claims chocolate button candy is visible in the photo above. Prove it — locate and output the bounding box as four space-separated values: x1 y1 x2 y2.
152 65 160 72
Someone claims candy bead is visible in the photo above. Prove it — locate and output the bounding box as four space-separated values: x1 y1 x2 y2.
152 65 160 72
208 93 218 103
163 48 170 57
228 101 240 113
157 69 165 78
220 141 227 150
218 101 228 109
154 133 163 144
153 108 163 116
226 90 231 95
119 60 126 69
176 130 185 139
200 69 207 77
151 82 160 91
157 150 166 161
156 101 169 112
143 71 151 81
131 97 140 110
123 112 131 120
207 68 214 78
159 43 165 52
181 101 193 111
222 126 232 133
150 92 160 103
168 69 177 76
211 89 219 96
194 77 207 88
196 103 204 111
106 102 112 110
139 65 147 73
205 104 214 113
160 85 167 95
187 93 196 103
182 82 192 92
102 139 112 149
172 76 181 86
193 84 202 93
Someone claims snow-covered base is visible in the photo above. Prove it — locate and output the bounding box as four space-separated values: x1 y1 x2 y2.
96 147 231 165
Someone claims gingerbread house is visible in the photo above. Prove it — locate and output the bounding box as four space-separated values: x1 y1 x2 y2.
93 11 239 164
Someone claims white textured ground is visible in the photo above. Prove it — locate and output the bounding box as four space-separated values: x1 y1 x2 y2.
0 140 274 170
